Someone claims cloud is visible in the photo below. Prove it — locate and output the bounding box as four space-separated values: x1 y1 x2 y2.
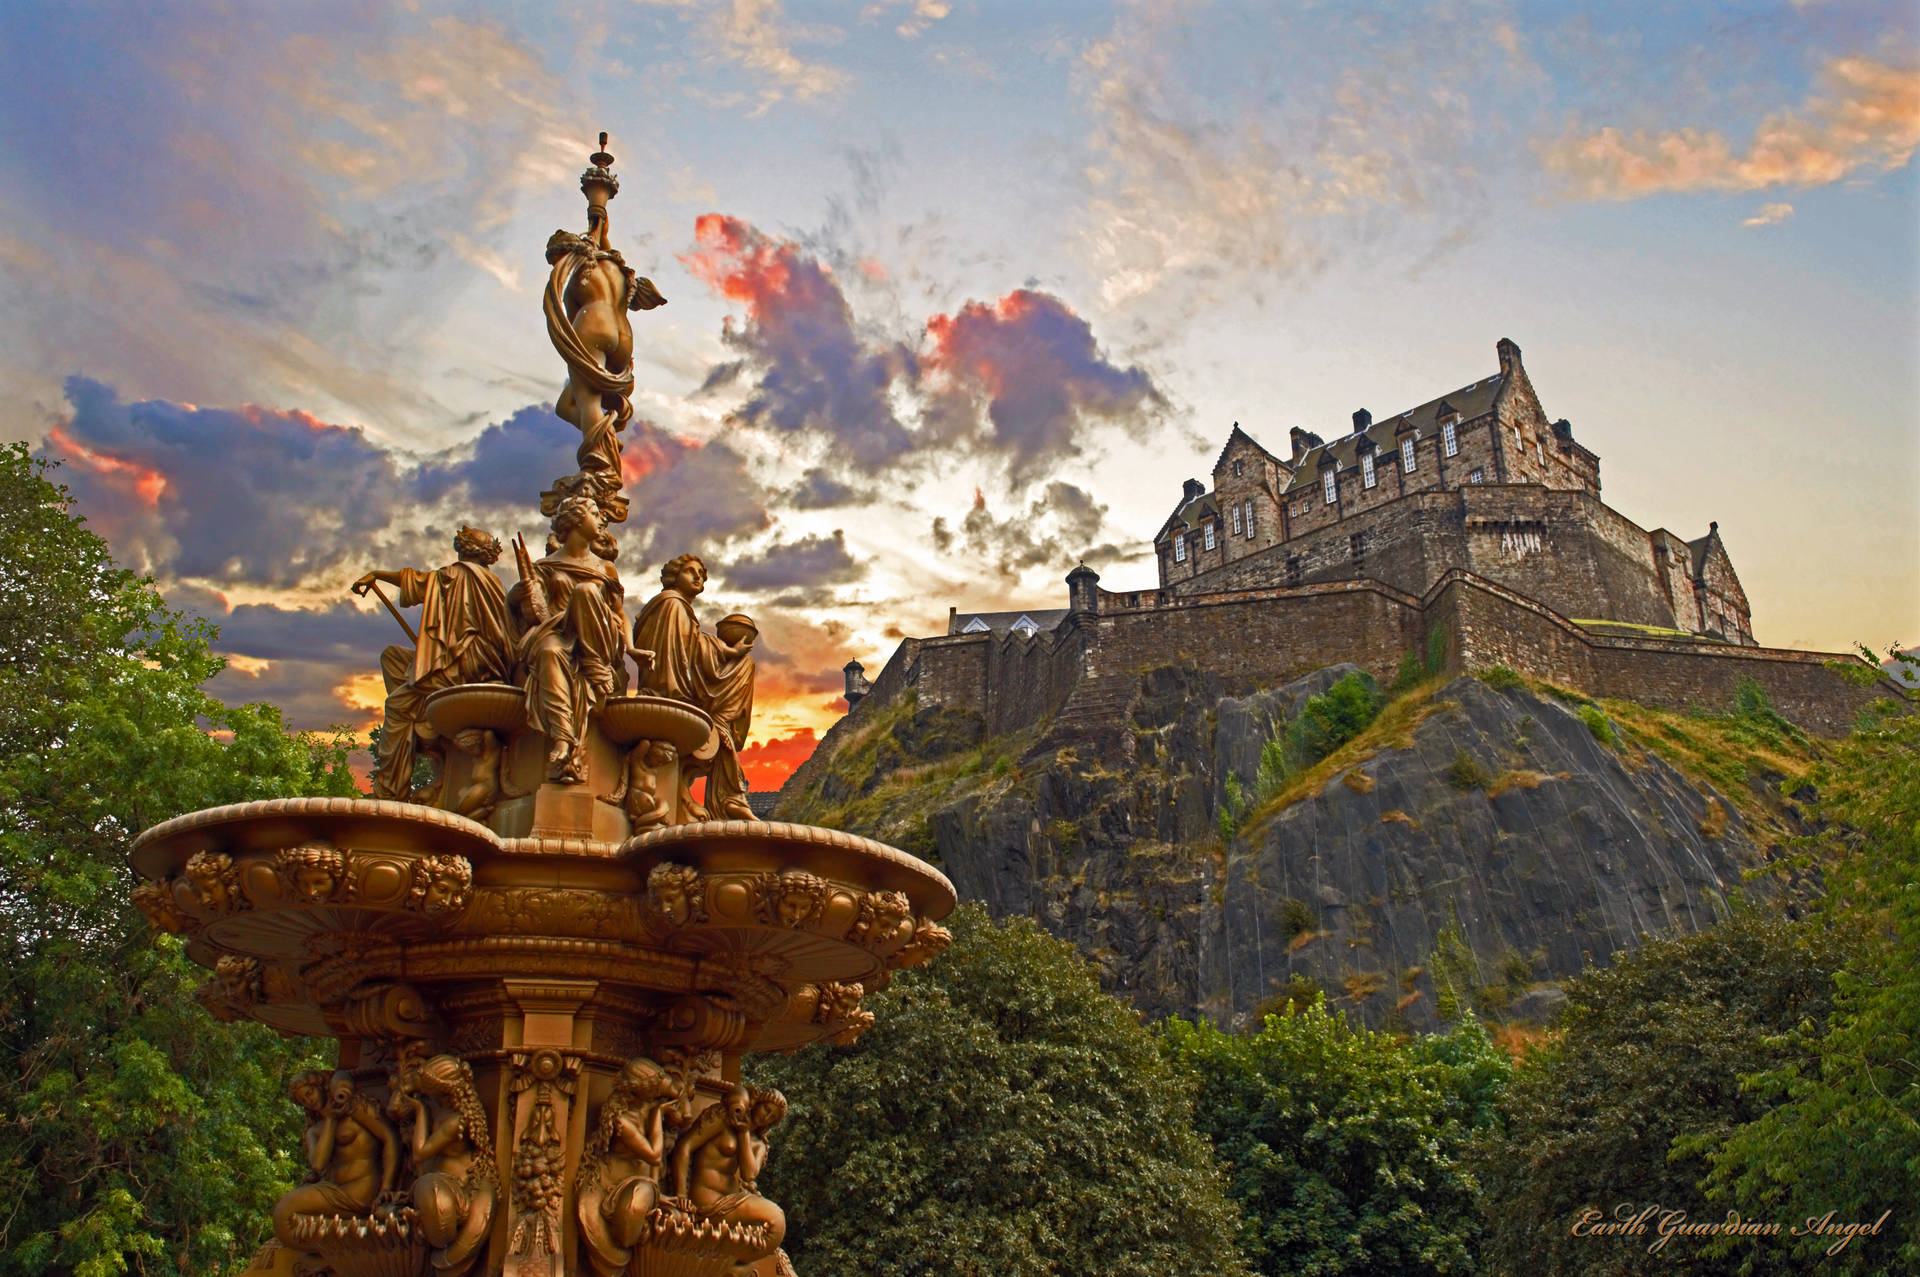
37 378 772 591
863 0 952 40
1742 201 1796 227
930 482 1137 582
682 215 1164 483
783 466 868 509
1075 1 1503 308
923 290 1164 483
39 377 413 588
0 6 592 437
681 213 918 469
1542 54 1920 199
637 0 849 112
624 425 774 569
738 726 821 793
723 530 864 592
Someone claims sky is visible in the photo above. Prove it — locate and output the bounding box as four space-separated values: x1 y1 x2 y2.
2 0 1915 791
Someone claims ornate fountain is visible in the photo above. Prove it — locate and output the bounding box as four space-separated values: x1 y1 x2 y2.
129 136 954 1277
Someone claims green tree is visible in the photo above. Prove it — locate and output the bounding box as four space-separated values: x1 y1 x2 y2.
1161 1000 1510 1277
1470 913 1855 1277
0 444 359 1274
749 904 1252 1277
1690 678 1920 1272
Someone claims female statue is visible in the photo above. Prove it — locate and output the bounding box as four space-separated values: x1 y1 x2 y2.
513 496 628 783
271 1071 399 1249
391 1055 495 1277
630 555 757 819
672 1086 787 1267
544 219 665 480
576 1057 693 1277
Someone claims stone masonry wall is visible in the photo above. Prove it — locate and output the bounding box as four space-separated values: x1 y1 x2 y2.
1431 572 1897 735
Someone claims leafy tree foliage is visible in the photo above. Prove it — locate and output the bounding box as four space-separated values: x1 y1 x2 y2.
1161 999 1509 1276
1690 676 1920 1271
1470 913 1855 1277
0 444 358 1274
749 904 1253 1276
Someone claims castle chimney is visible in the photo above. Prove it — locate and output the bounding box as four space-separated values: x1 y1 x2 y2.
1066 562 1100 617
1288 426 1324 463
843 659 871 709
1352 409 1371 433
1497 337 1522 375
1182 478 1205 502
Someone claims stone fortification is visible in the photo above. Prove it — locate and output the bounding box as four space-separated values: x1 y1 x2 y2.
789 339 1903 806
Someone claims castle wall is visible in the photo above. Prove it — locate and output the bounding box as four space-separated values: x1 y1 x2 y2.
1432 573 1893 736
1086 580 1425 690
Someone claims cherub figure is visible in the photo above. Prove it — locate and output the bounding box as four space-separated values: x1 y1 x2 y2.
447 728 503 821
609 740 675 831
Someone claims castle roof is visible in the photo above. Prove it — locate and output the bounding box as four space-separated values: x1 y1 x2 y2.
1156 492 1219 541
1281 372 1505 492
1212 423 1283 475
949 608 1070 636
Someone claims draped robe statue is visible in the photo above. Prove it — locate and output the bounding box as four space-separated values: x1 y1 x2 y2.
511 497 628 784
354 528 513 800
630 555 757 820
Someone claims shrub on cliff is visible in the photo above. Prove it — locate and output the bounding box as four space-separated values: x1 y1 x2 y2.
1469 913 1855 1277
1162 1001 1509 1276
1286 670 1383 767
749 904 1252 1276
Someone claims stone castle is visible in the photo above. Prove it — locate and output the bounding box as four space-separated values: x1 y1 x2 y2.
806 338 1897 792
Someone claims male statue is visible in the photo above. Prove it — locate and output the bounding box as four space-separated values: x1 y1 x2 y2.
354 527 513 800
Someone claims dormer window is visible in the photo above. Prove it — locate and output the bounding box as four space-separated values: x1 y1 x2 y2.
1401 437 1416 473
1362 452 1377 488
1322 468 1338 505
1231 504 1243 536
1011 616 1039 637
1174 532 1187 561
1204 522 1217 551
1443 418 1458 457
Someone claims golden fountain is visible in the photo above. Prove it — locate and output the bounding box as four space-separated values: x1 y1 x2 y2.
129 135 953 1277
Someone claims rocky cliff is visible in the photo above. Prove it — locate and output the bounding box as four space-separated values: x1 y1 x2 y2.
774 664 1816 1032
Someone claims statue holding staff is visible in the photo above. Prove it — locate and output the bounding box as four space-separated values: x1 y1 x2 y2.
353 527 513 800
